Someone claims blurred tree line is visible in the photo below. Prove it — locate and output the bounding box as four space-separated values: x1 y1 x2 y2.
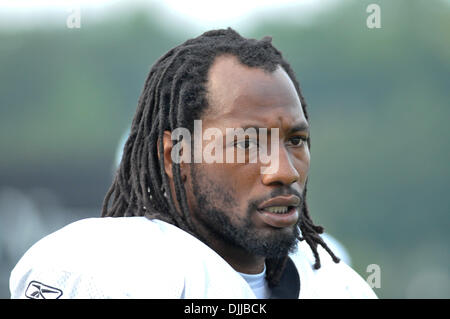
0 0 449 298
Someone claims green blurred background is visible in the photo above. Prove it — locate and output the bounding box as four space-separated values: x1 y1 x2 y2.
0 0 449 298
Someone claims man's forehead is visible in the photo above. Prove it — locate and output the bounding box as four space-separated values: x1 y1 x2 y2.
204 55 305 127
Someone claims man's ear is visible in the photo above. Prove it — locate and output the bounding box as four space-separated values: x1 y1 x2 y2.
158 130 186 182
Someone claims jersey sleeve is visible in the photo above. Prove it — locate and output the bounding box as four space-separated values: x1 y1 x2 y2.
9 217 187 299
10 263 124 299
292 241 379 299
336 261 378 299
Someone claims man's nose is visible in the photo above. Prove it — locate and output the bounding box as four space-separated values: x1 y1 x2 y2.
261 147 300 186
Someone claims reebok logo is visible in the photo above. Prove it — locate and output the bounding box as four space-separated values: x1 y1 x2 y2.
25 281 63 299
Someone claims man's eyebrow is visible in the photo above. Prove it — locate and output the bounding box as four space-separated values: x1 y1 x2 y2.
289 122 310 134
238 122 310 134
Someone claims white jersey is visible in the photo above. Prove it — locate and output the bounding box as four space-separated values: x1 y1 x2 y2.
9 217 377 299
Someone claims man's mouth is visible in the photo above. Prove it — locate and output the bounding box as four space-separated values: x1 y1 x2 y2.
256 195 300 228
260 205 295 214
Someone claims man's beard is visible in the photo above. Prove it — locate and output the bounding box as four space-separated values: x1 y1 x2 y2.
190 166 301 259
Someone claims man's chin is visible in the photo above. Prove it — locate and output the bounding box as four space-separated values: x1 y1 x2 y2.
241 225 300 259
257 223 298 239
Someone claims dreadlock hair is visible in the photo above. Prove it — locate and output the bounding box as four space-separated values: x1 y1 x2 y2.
102 28 340 287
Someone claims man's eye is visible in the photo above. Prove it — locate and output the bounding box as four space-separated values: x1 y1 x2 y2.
289 136 307 147
235 139 258 150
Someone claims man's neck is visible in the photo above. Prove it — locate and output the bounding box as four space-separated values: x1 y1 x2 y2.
213 240 265 274
194 227 265 274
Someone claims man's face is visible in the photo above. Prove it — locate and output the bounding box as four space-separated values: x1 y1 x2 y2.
183 55 310 259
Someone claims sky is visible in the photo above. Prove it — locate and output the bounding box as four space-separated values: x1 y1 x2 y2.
0 0 339 31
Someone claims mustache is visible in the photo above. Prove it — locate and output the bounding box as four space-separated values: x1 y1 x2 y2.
248 187 305 210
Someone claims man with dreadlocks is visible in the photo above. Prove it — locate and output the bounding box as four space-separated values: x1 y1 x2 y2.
10 28 377 299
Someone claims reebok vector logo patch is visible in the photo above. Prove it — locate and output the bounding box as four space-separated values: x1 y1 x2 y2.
25 281 63 299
